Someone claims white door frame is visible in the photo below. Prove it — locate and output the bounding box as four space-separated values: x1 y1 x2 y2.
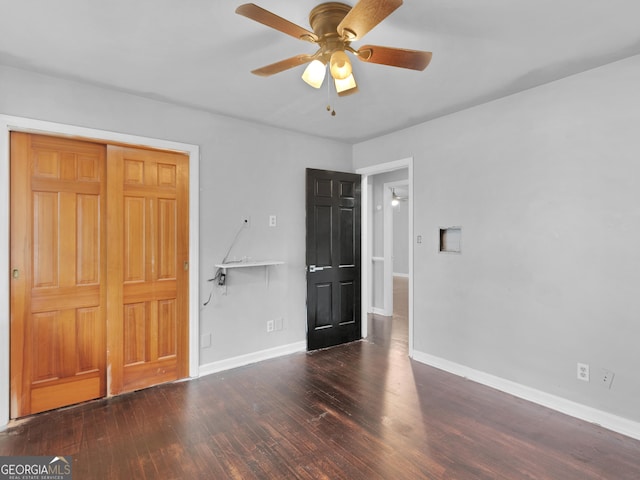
357 158 414 356
0 115 200 430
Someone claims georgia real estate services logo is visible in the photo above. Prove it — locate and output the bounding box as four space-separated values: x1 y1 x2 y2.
0 456 72 480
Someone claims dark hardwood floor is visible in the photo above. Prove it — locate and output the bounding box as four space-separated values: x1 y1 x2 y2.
2 277 640 479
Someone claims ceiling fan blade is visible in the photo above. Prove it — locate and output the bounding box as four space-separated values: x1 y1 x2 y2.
251 54 315 77
236 4 318 42
356 45 432 71
337 0 403 41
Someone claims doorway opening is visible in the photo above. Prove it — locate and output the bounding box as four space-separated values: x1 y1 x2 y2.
382 180 409 318
356 158 413 356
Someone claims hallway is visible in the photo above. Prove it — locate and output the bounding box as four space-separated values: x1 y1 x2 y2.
368 275 409 352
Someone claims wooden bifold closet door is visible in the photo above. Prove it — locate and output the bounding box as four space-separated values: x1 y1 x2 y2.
10 133 189 418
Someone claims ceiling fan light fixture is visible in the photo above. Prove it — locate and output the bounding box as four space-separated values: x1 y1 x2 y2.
329 50 352 80
301 59 326 88
334 73 357 93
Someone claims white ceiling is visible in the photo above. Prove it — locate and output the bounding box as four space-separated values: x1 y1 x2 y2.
1 1 639 144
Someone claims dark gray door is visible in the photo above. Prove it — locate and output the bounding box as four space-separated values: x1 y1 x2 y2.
306 168 361 350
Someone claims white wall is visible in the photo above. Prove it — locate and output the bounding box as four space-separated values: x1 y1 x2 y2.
353 55 640 424
0 65 352 386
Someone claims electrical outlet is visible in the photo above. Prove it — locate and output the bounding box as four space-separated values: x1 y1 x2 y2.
600 369 615 389
577 362 590 382
266 320 274 333
269 215 277 227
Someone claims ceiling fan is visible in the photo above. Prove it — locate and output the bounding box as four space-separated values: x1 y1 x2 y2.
391 187 407 206
235 0 432 97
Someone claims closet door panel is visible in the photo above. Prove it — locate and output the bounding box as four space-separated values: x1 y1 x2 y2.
10 133 107 417
107 145 189 395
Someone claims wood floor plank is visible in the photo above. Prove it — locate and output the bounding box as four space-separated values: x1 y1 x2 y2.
1 277 640 478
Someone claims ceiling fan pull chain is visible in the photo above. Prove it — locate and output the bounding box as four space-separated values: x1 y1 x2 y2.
326 72 336 116
326 71 331 113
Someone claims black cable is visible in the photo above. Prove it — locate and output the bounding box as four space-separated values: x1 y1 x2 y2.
202 219 248 306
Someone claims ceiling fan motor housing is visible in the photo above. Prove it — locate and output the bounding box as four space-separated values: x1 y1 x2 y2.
309 2 353 59
309 2 351 37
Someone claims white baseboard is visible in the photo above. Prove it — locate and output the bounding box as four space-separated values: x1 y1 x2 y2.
412 350 640 441
393 273 409 278
199 341 306 377
371 307 392 316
